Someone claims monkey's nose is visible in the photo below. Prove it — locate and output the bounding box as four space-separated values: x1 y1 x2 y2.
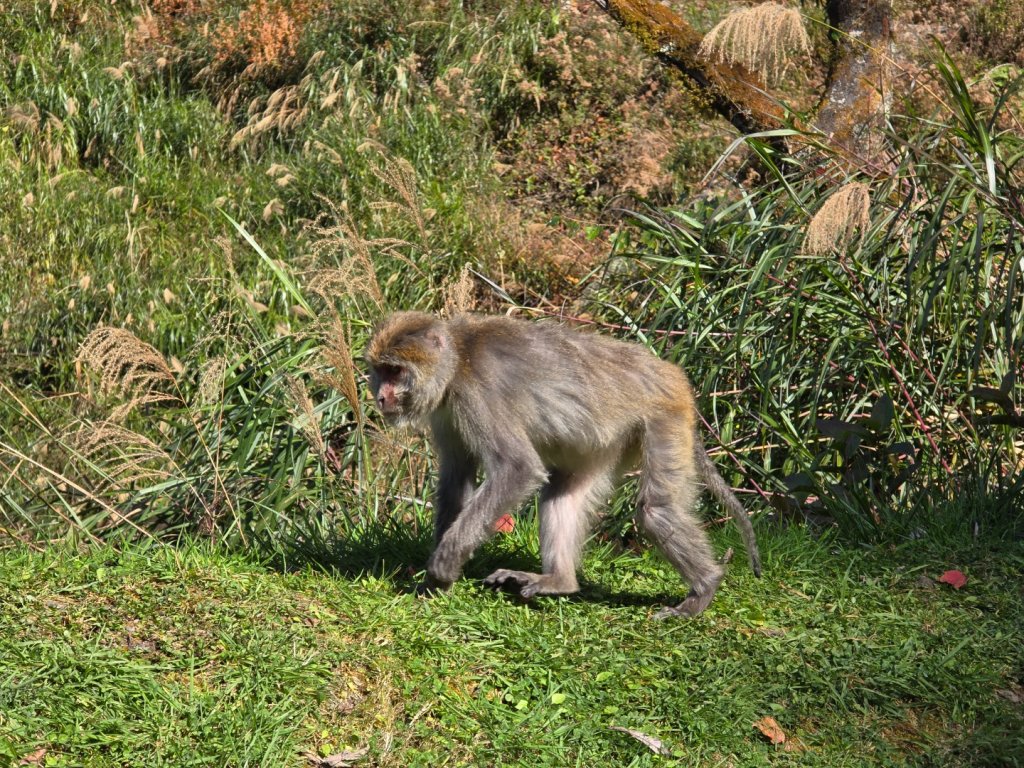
377 395 387 408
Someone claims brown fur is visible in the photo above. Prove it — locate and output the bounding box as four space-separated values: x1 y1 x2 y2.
365 311 761 617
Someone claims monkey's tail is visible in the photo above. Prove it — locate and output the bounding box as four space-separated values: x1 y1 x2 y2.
696 446 762 577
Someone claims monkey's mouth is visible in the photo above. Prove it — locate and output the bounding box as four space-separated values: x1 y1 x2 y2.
378 403 412 425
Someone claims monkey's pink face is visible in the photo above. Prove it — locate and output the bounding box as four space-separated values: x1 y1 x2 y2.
370 363 410 422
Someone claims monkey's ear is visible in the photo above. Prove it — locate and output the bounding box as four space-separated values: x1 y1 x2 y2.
423 329 447 349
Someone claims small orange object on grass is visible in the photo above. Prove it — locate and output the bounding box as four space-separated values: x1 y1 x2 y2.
494 514 515 533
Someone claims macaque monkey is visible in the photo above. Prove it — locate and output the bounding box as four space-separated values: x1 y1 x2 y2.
365 311 761 618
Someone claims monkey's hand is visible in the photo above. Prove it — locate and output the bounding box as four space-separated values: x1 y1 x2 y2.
417 565 455 597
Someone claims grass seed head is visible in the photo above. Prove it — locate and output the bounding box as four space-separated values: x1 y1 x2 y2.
442 264 475 317
199 357 229 405
284 375 326 458
699 2 810 85
804 182 871 255
76 326 180 416
319 321 362 425
72 421 175 491
305 194 384 306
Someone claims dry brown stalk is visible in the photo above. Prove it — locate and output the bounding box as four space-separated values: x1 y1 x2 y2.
698 2 810 86
318 321 362 426
283 375 326 458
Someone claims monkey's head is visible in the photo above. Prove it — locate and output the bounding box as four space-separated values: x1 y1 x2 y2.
365 312 456 429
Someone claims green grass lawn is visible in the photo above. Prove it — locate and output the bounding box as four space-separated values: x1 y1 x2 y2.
2 522 1021 767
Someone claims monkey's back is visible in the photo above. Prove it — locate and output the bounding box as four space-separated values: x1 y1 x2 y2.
447 314 697 457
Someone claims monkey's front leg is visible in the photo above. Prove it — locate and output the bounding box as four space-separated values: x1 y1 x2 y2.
425 454 545 590
484 468 602 599
432 457 478 548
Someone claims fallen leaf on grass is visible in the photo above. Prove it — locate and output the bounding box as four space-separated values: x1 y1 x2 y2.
938 570 967 589
18 748 47 766
609 726 671 756
494 514 515 533
303 748 368 766
754 716 786 745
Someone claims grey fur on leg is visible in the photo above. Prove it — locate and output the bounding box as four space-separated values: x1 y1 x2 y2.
427 441 546 588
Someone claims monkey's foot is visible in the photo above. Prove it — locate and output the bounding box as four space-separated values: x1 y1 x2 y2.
653 575 723 619
483 569 578 599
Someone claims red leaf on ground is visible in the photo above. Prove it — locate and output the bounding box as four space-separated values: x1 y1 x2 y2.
494 514 515 533
754 716 786 745
938 570 967 589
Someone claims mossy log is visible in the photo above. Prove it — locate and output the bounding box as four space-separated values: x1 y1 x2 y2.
598 0 894 170
598 0 786 136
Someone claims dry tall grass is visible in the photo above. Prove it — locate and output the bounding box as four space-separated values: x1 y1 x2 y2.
230 83 309 149
75 326 181 419
72 422 176 493
361 140 429 244
199 356 229 405
698 2 810 85
803 182 871 255
304 145 437 308
441 264 476 317
318 321 362 426
305 196 385 308
284 374 326 458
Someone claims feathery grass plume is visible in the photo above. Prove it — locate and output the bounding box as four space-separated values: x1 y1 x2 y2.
198 357 229 405
230 83 309 149
306 264 382 311
698 2 810 85
4 101 41 134
305 194 384 305
441 264 475 317
359 140 429 243
76 326 180 418
803 182 871 255
318 321 362 425
284 375 326 459
72 422 176 492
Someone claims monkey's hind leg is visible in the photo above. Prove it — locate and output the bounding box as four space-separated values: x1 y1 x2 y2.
485 468 609 599
637 418 724 619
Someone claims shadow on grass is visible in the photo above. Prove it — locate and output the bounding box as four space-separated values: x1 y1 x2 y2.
259 480 1024 616
259 517 690 610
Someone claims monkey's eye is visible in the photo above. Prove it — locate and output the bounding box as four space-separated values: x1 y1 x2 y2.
378 364 404 380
